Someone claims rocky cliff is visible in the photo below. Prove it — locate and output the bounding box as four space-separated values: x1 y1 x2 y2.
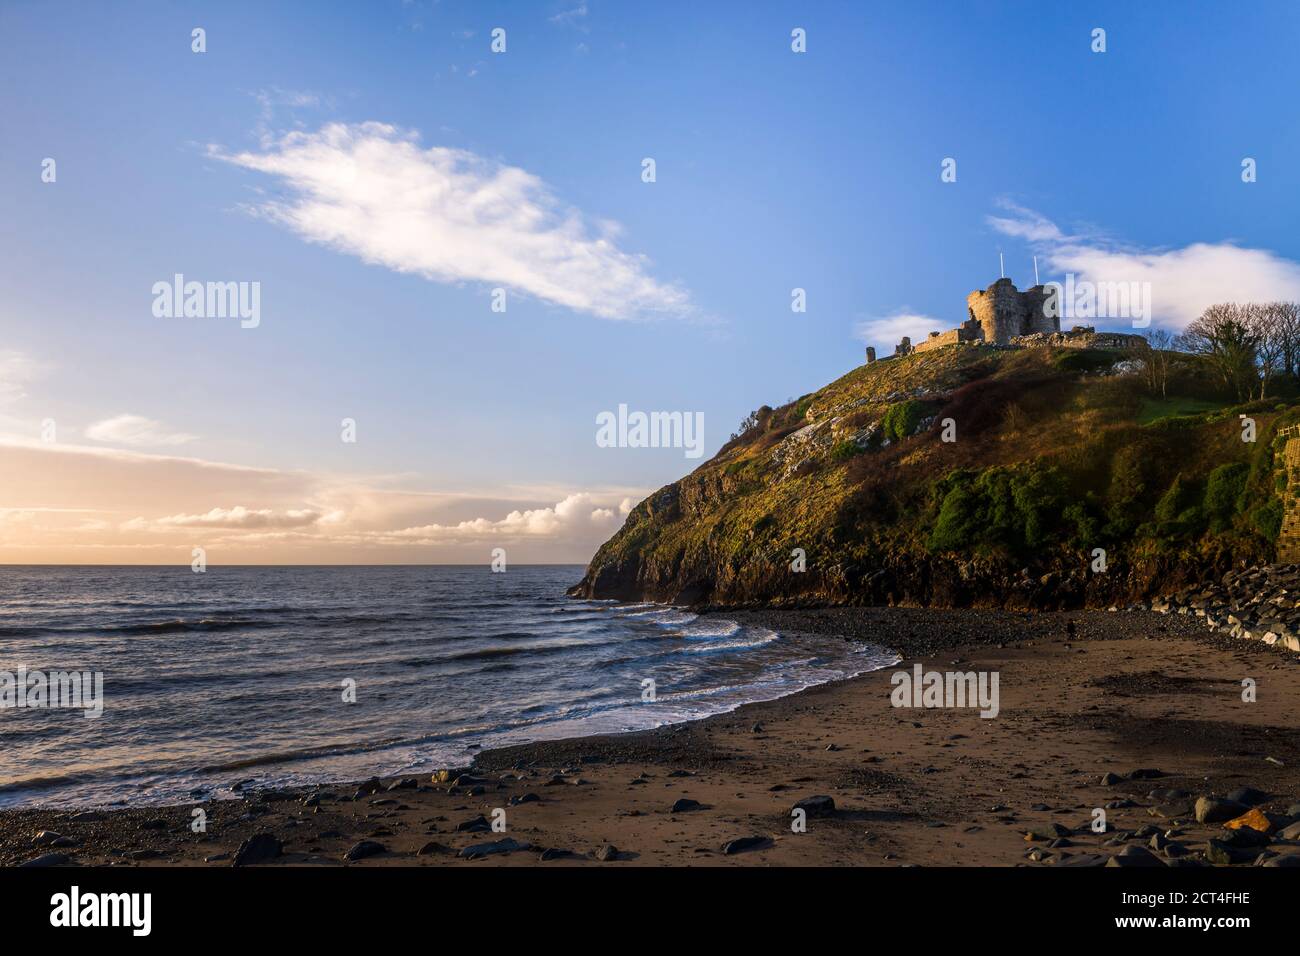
571 345 1292 609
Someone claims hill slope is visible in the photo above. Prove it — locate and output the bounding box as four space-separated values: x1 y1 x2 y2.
570 344 1293 608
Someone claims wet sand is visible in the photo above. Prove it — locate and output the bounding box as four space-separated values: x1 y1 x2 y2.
4 608 1300 867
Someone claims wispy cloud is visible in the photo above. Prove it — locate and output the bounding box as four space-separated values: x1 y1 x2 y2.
550 3 590 29
0 350 48 404
988 201 1300 330
85 414 198 447
210 122 692 320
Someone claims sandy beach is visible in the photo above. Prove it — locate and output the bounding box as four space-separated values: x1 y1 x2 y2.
4 607 1300 868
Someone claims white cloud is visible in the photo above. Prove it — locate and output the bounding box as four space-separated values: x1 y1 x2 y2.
854 311 946 351
384 492 620 544
550 3 590 28
85 414 198 447
0 437 646 563
0 350 47 404
127 506 323 531
988 202 1300 330
211 122 692 320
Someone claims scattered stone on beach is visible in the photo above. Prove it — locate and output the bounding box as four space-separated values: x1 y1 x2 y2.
31 830 75 848
456 814 492 833
1224 808 1276 834
539 847 578 861
460 838 528 860
1024 823 1070 842
1204 840 1250 865
1099 772 1122 786
593 844 620 862
1226 787 1268 807
1127 768 1165 780
19 852 71 868
128 849 162 860
509 792 540 806
416 841 452 856
232 832 283 867
1106 845 1164 868
1261 854 1300 867
344 840 386 862
1057 853 1108 867
670 798 703 813
1195 796 1246 824
792 795 836 818
1217 826 1269 849
69 811 106 823
721 836 772 855
1279 821 1300 840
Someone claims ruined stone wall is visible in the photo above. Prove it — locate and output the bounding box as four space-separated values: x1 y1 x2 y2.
912 318 985 354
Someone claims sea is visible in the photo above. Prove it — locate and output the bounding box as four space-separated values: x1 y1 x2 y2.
0 565 896 808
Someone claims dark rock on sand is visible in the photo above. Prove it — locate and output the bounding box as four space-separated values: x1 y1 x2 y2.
1025 823 1071 841
721 836 772 855
461 838 528 860
32 831 75 848
19 852 71 868
539 847 578 861
670 798 703 813
792 795 836 818
1261 854 1300 867
233 832 283 867
344 840 386 861
456 814 492 833
1099 772 1123 786
1106 845 1164 867
416 841 452 856
594 844 620 862
1226 787 1269 807
1204 840 1252 865
509 793 541 806
1127 768 1165 780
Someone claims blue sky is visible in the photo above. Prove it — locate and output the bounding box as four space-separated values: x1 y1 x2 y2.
3 0 1300 562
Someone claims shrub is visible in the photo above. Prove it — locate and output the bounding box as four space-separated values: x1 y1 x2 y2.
881 400 930 442
830 439 866 462
1250 499 1283 540
1204 462 1249 531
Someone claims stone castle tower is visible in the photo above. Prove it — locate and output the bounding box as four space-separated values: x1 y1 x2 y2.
964 277 1057 344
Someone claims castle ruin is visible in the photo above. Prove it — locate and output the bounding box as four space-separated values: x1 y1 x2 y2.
883 277 1143 359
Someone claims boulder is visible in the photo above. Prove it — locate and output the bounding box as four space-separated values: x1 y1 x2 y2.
1195 796 1246 824
232 832 283 867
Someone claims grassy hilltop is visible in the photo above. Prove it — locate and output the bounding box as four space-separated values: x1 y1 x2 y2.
570 344 1297 608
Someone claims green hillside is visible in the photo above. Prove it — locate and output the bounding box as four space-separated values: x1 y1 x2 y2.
570 344 1296 608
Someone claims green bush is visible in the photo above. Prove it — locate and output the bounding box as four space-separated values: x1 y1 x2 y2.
881 400 930 443
830 439 866 462
1154 474 1192 524
1204 462 1249 531
1250 499 1283 540
928 462 1066 555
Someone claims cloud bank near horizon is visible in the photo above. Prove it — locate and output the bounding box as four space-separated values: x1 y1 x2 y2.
211 121 693 321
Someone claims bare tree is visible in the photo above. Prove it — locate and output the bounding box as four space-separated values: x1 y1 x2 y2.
1176 304 1260 401
1246 303 1285 400
1270 301 1300 378
1140 328 1174 398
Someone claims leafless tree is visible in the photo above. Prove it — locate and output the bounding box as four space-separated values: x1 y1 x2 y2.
1140 328 1174 398
1175 304 1260 401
